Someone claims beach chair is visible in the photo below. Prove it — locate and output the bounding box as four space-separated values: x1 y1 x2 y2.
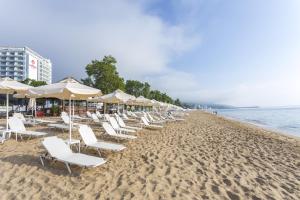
141 117 163 129
168 114 185 121
109 117 136 134
13 113 36 126
114 114 142 131
73 115 90 120
61 114 82 127
144 112 164 124
102 122 137 139
91 113 101 123
122 113 129 120
87 111 93 119
104 114 111 122
8 117 48 141
96 111 103 120
40 136 106 174
122 113 139 122
47 114 77 131
0 131 8 144
79 125 126 156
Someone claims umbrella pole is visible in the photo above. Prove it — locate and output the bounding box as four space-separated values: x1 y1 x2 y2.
69 97 72 142
72 100 75 117
34 99 37 119
6 93 9 130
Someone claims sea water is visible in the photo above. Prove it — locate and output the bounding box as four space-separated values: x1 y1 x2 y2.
216 107 300 138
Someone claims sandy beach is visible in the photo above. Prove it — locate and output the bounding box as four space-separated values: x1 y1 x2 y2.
0 111 299 199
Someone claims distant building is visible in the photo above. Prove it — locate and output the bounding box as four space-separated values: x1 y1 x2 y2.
0 46 52 83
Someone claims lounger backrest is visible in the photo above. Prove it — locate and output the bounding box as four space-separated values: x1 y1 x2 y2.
116 116 126 127
13 113 26 122
96 111 102 119
122 113 129 120
79 125 97 145
61 114 70 124
42 136 72 158
102 122 117 135
114 113 121 123
8 117 26 132
141 117 149 126
131 112 138 117
87 111 92 118
104 114 110 122
91 114 100 123
61 111 68 116
109 117 120 129
147 113 154 121
143 114 150 123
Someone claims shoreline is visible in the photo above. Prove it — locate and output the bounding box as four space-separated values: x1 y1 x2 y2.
0 111 299 199
212 111 300 144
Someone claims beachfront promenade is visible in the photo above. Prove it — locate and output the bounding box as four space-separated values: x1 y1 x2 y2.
0 111 299 199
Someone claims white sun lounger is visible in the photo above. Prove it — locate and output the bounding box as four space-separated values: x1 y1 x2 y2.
104 114 111 122
96 111 103 120
91 113 101 123
40 136 106 174
109 117 136 134
8 117 48 140
115 114 142 131
47 123 72 131
141 117 163 129
169 114 185 121
13 113 37 126
79 125 126 155
61 114 82 127
102 122 136 139
87 111 93 119
47 114 77 131
146 113 165 124
0 131 8 144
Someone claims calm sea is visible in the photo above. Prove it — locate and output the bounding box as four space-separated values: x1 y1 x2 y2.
216 107 300 138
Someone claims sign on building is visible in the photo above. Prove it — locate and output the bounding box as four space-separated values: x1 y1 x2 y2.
28 54 38 80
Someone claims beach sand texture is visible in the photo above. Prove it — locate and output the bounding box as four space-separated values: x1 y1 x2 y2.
0 111 299 199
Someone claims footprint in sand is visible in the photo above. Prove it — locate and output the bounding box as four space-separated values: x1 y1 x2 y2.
226 191 240 200
211 185 220 194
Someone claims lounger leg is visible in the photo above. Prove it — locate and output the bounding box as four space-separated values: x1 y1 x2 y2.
97 149 102 157
65 162 72 174
40 155 45 167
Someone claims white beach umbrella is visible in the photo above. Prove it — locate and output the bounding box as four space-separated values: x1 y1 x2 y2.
28 77 102 142
89 89 136 113
151 99 161 107
91 89 135 104
137 96 153 106
0 77 32 130
127 96 151 106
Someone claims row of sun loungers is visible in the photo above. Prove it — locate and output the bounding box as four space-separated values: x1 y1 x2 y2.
1 110 187 173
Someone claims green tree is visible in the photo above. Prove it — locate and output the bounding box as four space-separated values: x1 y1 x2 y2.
149 90 162 100
82 55 125 94
21 78 47 87
125 80 144 97
174 98 182 106
142 82 151 98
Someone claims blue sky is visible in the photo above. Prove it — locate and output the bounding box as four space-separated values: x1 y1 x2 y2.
1 0 300 106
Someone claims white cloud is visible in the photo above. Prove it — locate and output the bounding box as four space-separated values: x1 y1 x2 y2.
0 0 200 80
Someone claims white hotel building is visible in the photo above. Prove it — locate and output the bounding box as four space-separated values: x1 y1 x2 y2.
0 46 52 83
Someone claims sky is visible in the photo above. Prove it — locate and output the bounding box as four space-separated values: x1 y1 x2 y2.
1 0 300 107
